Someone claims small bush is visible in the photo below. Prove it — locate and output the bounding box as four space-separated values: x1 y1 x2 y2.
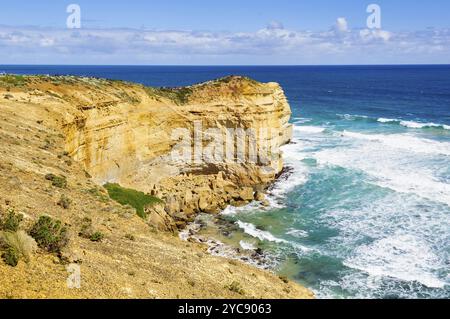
145 86 192 105
0 75 26 87
45 174 67 188
125 234 135 241
78 217 93 239
225 281 245 295
79 218 103 242
90 232 104 242
57 194 71 209
0 209 23 232
104 183 162 219
2 246 19 267
0 230 37 263
29 216 68 253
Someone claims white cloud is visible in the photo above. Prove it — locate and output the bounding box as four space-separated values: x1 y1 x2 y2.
0 23 449 64
336 18 349 33
359 29 392 42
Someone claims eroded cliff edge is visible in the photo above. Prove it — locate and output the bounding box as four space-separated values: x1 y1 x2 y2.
0 74 311 299
60 75 293 231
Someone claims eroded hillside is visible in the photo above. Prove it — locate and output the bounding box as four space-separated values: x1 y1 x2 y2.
0 74 311 299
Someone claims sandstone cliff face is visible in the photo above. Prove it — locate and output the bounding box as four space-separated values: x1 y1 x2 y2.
62 76 293 192
1 75 292 230
56 76 293 229
0 75 314 299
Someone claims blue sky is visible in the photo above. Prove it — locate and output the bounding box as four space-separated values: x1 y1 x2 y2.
0 0 449 64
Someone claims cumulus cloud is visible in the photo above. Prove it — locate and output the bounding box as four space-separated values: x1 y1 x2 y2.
0 22 449 64
336 18 349 33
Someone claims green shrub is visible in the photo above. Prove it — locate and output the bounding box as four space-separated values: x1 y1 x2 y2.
90 232 104 242
104 183 162 219
45 174 67 188
29 216 68 253
2 246 19 267
145 86 192 105
0 75 26 87
0 209 23 232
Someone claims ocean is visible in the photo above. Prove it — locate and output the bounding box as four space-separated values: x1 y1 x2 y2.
2 65 449 299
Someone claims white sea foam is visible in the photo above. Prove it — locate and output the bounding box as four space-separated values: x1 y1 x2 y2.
268 140 310 201
377 118 450 130
293 117 312 124
236 221 287 243
342 131 450 156
377 117 397 123
314 137 450 206
344 234 446 289
320 192 450 295
293 126 326 134
239 240 257 251
286 229 309 239
338 114 369 121
221 201 264 216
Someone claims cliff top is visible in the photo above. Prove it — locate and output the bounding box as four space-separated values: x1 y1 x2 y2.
0 74 281 106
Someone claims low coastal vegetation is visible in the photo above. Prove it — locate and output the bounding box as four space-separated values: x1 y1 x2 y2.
78 217 105 242
0 210 37 266
29 215 68 254
45 173 68 188
104 183 162 219
145 86 193 105
0 74 27 88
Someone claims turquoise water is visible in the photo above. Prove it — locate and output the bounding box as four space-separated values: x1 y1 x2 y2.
2 65 449 298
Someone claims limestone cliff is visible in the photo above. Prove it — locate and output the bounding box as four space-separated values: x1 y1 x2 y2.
45 75 293 230
61 76 292 191
0 75 311 299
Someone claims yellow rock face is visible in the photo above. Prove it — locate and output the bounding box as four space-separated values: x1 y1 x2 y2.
60 76 293 192
0 75 314 299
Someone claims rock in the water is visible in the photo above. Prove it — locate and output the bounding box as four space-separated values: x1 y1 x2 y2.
254 191 266 202
239 187 254 201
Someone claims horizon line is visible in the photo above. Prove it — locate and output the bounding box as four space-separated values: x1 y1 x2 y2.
1 63 450 67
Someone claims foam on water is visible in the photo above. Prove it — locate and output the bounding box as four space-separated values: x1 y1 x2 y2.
342 131 450 156
338 114 450 131
317 190 450 297
236 221 287 243
203 122 449 298
267 125 323 200
239 240 257 251
293 126 326 134
344 234 446 289
286 228 309 239
293 117 312 124
267 137 309 202
377 118 450 130
314 132 450 205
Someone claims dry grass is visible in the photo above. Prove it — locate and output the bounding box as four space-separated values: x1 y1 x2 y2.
0 231 38 262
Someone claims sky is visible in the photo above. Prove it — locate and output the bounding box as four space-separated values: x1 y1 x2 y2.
0 0 449 65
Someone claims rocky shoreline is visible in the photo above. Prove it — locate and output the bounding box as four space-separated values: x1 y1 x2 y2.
145 171 272 232
177 164 296 273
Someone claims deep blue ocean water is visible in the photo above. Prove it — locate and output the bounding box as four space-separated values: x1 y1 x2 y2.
2 65 449 299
